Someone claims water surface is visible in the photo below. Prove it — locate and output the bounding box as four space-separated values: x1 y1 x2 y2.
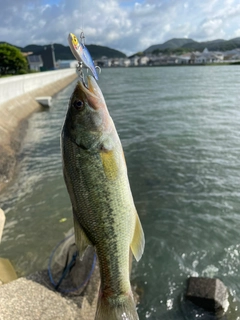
1 66 240 319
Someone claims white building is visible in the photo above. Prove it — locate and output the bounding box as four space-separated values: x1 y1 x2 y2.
56 60 78 69
192 49 224 64
138 56 149 65
118 58 131 67
27 55 43 71
130 55 140 66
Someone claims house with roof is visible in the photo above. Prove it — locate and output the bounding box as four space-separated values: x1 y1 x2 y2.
138 56 150 66
122 58 131 67
129 55 140 66
167 56 179 64
27 55 43 71
191 48 224 64
223 49 240 62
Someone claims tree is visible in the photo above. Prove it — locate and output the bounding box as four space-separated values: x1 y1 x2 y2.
0 43 28 76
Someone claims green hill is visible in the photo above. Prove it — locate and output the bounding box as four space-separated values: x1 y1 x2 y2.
23 43 126 60
143 37 240 54
85 44 126 59
144 38 196 53
181 37 240 52
0 42 126 59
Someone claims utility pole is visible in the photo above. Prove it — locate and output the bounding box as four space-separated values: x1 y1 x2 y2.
51 43 56 69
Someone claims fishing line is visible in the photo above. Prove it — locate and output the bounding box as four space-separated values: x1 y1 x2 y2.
79 0 84 41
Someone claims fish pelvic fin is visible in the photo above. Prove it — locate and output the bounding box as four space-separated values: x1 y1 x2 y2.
95 292 139 320
73 214 92 260
130 211 145 262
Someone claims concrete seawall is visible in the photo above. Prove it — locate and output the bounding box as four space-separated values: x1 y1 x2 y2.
0 69 78 192
0 69 76 105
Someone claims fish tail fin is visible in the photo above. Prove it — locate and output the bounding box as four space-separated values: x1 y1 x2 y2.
95 292 139 320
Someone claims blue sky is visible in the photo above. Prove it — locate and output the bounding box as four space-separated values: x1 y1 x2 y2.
0 0 240 55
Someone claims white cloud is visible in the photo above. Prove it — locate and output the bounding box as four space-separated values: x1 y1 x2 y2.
0 0 240 55
190 18 225 40
234 29 240 38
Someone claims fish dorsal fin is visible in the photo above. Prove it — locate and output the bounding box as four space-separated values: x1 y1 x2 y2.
130 211 145 262
73 214 92 260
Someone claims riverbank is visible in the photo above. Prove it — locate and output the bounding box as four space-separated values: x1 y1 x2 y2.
0 252 100 320
0 69 77 193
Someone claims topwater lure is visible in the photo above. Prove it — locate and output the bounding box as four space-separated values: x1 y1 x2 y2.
68 32 99 81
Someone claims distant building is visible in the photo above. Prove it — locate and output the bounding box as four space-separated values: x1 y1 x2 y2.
111 59 120 67
138 56 149 65
122 58 131 67
223 49 240 62
130 55 140 66
56 60 78 69
27 55 43 71
191 49 224 64
167 56 179 64
148 57 168 65
31 45 56 70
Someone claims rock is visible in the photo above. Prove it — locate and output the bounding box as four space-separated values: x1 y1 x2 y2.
0 226 100 319
0 276 82 320
186 277 229 315
0 264 100 320
0 208 5 242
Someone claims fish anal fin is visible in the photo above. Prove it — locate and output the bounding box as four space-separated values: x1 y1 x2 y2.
130 211 145 262
73 215 92 260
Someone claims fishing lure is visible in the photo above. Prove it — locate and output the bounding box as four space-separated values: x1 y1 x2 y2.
68 32 99 81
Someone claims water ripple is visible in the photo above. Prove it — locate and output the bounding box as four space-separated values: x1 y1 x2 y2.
1 67 240 319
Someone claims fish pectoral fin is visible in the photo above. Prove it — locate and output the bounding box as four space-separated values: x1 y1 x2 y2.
130 211 145 262
100 149 119 180
73 214 92 260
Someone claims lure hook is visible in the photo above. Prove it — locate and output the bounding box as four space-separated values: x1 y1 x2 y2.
80 31 85 46
76 61 85 83
95 65 101 76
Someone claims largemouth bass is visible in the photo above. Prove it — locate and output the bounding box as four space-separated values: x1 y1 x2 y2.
61 75 145 320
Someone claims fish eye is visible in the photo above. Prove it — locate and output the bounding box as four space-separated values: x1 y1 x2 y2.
73 100 84 111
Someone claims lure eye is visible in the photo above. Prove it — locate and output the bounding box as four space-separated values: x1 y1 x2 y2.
73 36 78 45
73 100 84 111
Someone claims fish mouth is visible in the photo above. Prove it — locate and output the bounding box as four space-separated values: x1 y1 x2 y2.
79 75 104 102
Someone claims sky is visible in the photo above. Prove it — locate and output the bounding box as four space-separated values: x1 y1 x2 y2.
1 0 240 55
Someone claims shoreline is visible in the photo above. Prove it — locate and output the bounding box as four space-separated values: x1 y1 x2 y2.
0 71 77 193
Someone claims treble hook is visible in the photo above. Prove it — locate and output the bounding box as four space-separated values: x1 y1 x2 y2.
95 65 101 76
80 31 85 46
76 61 85 84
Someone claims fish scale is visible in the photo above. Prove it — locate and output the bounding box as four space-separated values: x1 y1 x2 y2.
63 137 134 295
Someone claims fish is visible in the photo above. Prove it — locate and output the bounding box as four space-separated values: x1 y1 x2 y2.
61 75 145 320
68 32 99 81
